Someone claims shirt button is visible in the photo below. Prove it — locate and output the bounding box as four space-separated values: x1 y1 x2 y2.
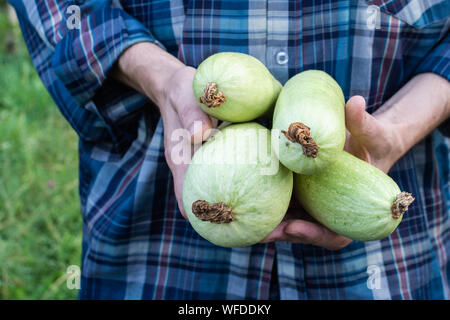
276 51 289 65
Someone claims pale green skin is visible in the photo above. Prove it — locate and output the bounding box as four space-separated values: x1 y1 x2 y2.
193 52 282 122
273 70 346 174
294 151 405 242
183 123 293 247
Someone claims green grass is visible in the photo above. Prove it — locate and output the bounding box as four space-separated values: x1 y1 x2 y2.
0 4 82 299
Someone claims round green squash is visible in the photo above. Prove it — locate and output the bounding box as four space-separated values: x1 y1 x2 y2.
193 52 282 122
183 122 293 247
273 70 346 174
294 151 415 241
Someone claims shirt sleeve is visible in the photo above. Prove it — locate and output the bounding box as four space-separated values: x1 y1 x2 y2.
412 29 449 136
8 0 164 149
50 2 163 105
413 32 450 82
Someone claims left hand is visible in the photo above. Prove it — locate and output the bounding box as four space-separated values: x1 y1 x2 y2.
344 95 403 173
262 95 401 250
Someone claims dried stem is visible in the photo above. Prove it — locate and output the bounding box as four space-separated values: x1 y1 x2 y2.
192 200 234 224
391 192 415 219
282 122 319 158
199 82 226 108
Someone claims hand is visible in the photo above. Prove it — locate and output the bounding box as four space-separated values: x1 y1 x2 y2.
159 66 217 218
113 42 217 219
261 198 352 250
345 73 450 174
344 96 402 173
260 96 398 250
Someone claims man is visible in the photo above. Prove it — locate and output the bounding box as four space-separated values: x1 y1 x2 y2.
9 0 449 299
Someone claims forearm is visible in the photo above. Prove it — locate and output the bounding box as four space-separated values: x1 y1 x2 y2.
112 42 185 106
375 73 450 159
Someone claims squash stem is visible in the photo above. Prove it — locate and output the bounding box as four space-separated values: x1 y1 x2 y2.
200 82 226 108
391 192 415 219
282 122 319 158
192 200 234 224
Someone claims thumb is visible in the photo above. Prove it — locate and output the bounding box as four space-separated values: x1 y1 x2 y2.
186 112 214 144
168 66 215 143
345 95 379 142
175 97 214 143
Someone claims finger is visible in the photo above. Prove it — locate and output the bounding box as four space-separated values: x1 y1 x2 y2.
170 69 213 143
172 163 188 219
344 96 376 162
345 95 366 132
209 115 219 129
180 108 213 144
260 221 290 243
260 210 315 243
345 95 379 142
161 106 190 219
283 219 352 250
261 205 318 243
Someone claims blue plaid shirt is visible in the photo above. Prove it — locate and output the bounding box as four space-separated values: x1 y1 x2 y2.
9 0 450 299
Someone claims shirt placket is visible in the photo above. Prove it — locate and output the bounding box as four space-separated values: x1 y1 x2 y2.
266 0 307 300
265 0 290 84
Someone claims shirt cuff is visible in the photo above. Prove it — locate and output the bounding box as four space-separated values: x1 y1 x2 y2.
411 36 449 137
51 6 163 106
413 37 449 81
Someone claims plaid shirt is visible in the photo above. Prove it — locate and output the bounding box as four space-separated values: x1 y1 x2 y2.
9 0 449 299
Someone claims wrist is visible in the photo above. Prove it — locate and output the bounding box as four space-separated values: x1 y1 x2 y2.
374 72 450 164
386 121 406 167
115 42 185 106
376 110 407 160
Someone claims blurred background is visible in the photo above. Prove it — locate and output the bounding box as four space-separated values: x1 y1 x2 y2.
0 1 82 299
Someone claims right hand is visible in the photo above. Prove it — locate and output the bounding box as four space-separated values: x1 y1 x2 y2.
113 42 217 218
159 66 217 218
